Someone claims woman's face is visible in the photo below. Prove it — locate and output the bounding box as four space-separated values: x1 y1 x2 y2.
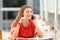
23 8 33 19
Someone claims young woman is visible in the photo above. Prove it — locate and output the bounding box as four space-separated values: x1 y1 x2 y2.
10 5 43 39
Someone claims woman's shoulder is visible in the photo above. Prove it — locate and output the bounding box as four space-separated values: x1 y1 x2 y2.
11 20 17 28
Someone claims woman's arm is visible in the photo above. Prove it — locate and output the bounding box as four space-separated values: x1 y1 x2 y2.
11 17 24 39
35 25 43 38
32 20 43 38
11 23 20 39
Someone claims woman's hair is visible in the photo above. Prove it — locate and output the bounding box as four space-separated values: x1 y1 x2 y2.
14 5 32 23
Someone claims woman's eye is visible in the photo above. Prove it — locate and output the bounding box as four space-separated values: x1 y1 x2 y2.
30 11 32 13
26 11 29 13
26 10 33 13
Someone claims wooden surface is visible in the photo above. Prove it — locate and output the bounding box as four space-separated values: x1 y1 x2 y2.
0 30 2 40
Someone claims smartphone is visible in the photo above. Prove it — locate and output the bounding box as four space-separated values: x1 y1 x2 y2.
31 15 35 20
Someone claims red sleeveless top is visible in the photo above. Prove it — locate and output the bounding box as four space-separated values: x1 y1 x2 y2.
11 20 35 38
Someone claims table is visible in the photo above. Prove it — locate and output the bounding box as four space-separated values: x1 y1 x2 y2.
14 37 53 40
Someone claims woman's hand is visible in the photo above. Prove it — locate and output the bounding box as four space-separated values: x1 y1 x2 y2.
18 17 24 23
32 15 43 38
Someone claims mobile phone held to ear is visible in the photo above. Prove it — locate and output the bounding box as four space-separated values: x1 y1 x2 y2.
31 15 35 20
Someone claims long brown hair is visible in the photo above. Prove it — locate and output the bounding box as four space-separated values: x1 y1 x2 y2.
14 5 32 23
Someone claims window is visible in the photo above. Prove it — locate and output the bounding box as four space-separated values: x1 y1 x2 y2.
33 0 40 14
3 11 18 31
3 11 18 20
2 0 40 31
3 0 26 7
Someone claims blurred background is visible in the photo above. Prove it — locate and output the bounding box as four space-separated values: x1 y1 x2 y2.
0 0 60 40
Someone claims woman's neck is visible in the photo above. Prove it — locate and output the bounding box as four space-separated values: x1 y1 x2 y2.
24 17 29 22
22 17 29 27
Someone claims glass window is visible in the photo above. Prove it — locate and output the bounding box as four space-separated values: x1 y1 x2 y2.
2 0 40 32
33 0 40 14
2 22 12 31
3 11 18 20
3 11 18 31
3 0 26 7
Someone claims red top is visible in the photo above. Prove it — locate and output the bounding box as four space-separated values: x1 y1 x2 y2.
11 20 35 38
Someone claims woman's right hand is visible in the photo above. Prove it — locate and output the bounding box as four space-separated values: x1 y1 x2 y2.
18 17 24 24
